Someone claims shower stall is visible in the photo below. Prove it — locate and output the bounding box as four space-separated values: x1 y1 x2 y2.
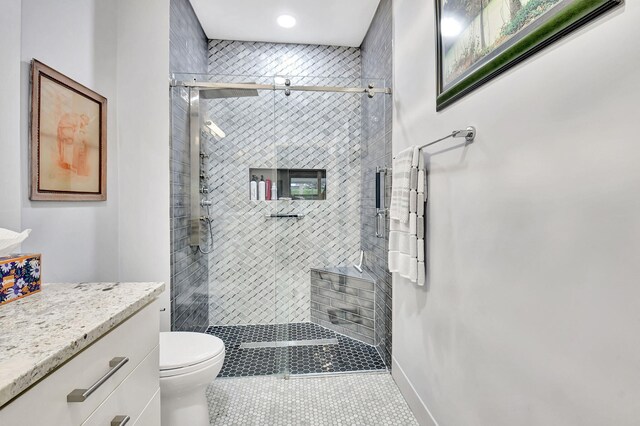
170 72 391 378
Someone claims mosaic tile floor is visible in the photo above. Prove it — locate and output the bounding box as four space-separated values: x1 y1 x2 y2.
206 373 418 426
205 323 386 377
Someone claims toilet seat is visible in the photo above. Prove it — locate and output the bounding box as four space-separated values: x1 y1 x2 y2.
159 332 225 378
159 350 225 378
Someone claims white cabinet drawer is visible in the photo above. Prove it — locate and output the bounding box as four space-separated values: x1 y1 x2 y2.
133 388 160 426
0 301 159 426
81 346 159 426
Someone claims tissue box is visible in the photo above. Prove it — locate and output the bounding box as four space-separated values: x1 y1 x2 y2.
0 254 41 306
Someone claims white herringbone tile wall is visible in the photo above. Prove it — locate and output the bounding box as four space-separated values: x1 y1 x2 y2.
205 41 367 325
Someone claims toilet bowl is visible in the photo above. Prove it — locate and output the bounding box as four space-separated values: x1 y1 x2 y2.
159 332 225 426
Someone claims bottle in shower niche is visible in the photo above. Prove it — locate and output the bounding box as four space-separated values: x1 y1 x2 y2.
258 175 266 201
265 178 272 200
271 181 277 201
250 175 258 200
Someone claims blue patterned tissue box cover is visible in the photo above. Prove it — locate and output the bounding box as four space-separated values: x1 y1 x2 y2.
0 254 41 306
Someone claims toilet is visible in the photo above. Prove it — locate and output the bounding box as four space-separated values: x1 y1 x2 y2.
159 332 225 426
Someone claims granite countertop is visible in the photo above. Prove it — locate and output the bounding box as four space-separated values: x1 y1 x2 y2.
0 281 165 408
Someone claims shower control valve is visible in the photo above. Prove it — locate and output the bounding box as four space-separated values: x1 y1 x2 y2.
284 79 291 97
200 186 209 194
199 215 211 222
366 83 375 99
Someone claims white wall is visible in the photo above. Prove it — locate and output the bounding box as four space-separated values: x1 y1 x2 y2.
393 2 640 425
0 0 22 232
20 0 120 282
0 0 171 325
116 0 171 330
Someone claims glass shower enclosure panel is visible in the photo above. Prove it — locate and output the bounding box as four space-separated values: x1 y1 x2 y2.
273 76 386 376
197 75 281 326
170 73 287 370
171 73 388 380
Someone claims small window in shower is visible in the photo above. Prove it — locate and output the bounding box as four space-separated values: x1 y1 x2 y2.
289 169 326 200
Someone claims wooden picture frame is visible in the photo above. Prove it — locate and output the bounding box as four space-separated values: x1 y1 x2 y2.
435 0 623 111
30 60 107 201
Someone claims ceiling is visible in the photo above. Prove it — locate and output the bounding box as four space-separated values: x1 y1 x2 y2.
189 0 381 48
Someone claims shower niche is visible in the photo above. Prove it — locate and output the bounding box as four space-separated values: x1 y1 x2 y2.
249 168 326 201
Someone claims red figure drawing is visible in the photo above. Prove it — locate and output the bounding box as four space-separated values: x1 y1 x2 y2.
56 113 90 176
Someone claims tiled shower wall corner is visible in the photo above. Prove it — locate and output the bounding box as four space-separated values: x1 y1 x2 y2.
169 0 209 332
361 0 394 366
205 40 363 325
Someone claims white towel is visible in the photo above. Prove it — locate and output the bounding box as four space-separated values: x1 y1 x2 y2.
389 219 415 280
416 151 426 286
390 147 416 223
389 147 427 286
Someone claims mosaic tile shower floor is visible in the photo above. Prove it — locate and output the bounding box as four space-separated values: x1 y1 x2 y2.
206 373 418 426
206 323 386 377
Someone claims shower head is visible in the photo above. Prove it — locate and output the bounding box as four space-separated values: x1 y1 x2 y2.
200 83 260 100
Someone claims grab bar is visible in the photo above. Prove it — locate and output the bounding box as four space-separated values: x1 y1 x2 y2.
376 166 388 238
265 214 305 219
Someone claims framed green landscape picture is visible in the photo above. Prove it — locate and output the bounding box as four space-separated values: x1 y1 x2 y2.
435 0 623 110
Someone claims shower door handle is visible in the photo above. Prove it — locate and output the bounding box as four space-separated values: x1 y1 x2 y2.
375 167 388 238
375 210 386 238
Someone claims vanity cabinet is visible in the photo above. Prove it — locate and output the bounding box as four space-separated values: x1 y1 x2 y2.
0 300 160 426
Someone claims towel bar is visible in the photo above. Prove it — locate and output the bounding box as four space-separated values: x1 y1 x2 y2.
393 126 477 158
419 126 476 149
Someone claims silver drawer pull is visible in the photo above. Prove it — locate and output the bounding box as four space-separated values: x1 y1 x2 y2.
111 415 131 426
66 357 129 402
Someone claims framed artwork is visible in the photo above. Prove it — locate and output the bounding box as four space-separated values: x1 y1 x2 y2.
435 0 623 110
30 60 107 201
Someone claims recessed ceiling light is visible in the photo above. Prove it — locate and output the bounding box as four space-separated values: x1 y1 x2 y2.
441 17 462 38
277 15 296 29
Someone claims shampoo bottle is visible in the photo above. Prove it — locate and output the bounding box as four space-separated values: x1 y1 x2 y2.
271 182 278 201
258 175 266 201
250 175 258 200
266 178 272 200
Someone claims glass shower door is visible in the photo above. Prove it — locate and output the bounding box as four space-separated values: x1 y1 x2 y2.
172 73 287 378
271 76 386 376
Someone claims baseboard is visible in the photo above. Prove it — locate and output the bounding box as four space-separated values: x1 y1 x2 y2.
392 357 439 426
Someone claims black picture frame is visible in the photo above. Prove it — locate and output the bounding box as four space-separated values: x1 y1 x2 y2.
435 0 623 111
